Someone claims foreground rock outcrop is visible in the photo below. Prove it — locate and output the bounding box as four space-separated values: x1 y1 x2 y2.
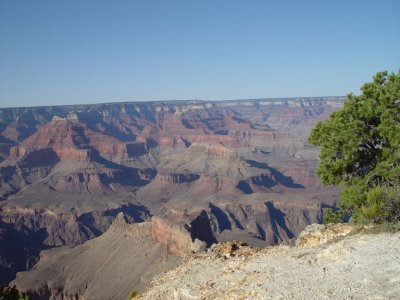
139 224 400 299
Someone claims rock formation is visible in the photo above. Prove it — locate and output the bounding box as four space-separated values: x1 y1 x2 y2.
0 97 344 287
11 214 199 299
138 224 400 299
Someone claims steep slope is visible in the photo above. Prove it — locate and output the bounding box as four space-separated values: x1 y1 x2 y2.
0 204 150 285
11 214 203 299
139 224 400 299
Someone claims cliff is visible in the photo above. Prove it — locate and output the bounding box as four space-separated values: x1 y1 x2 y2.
12 214 204 299
139 224 400 299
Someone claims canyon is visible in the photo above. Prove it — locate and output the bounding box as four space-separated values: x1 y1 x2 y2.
0 97 344 298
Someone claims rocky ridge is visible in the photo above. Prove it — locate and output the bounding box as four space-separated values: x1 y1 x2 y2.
139 224 400 300
11 213 203 299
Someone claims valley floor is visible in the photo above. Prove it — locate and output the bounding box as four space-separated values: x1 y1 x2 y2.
139 224 400 300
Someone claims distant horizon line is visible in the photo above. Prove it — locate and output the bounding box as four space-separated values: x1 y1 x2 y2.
0 95 347 110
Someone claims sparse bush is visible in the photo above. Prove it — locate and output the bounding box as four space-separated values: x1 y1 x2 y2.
359 185 400 223
0 285 30 300
323 207 350 224
129 289 138 299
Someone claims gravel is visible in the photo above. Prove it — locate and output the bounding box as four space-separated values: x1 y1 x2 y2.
139 225 400 300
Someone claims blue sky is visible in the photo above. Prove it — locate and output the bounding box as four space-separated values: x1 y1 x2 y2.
0 0 399 108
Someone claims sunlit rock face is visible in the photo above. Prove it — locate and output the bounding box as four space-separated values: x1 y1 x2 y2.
0 97 343 286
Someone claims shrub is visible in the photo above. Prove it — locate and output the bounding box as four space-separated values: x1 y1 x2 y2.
360 185 400 223
129 289 138 299
309 70 400 224
0 285 30 300
323 207 350 224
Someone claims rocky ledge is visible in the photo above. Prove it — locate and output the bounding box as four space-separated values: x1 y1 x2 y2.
138 224 400 299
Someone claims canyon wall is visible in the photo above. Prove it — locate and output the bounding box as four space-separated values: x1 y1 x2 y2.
11 214 197 299
0 97 344 288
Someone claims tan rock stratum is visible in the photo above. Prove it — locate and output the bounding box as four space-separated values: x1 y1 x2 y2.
139 224 400 300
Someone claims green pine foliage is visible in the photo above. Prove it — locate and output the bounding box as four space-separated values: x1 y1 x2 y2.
360 185 400 223
323 208 350 224
0 285 30 300
309 70 400 224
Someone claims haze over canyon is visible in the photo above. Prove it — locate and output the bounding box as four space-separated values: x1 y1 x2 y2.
0 97 344 298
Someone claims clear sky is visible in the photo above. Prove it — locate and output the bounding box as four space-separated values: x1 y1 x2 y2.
0 0 399 108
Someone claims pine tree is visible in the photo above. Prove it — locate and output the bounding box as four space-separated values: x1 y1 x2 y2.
309 70 400 223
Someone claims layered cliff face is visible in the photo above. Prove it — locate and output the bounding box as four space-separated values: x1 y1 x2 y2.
0 97 344 287
0 117 155 200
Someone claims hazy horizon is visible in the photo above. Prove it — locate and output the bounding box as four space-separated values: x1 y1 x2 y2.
1 0 399 108
0 95 346 110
